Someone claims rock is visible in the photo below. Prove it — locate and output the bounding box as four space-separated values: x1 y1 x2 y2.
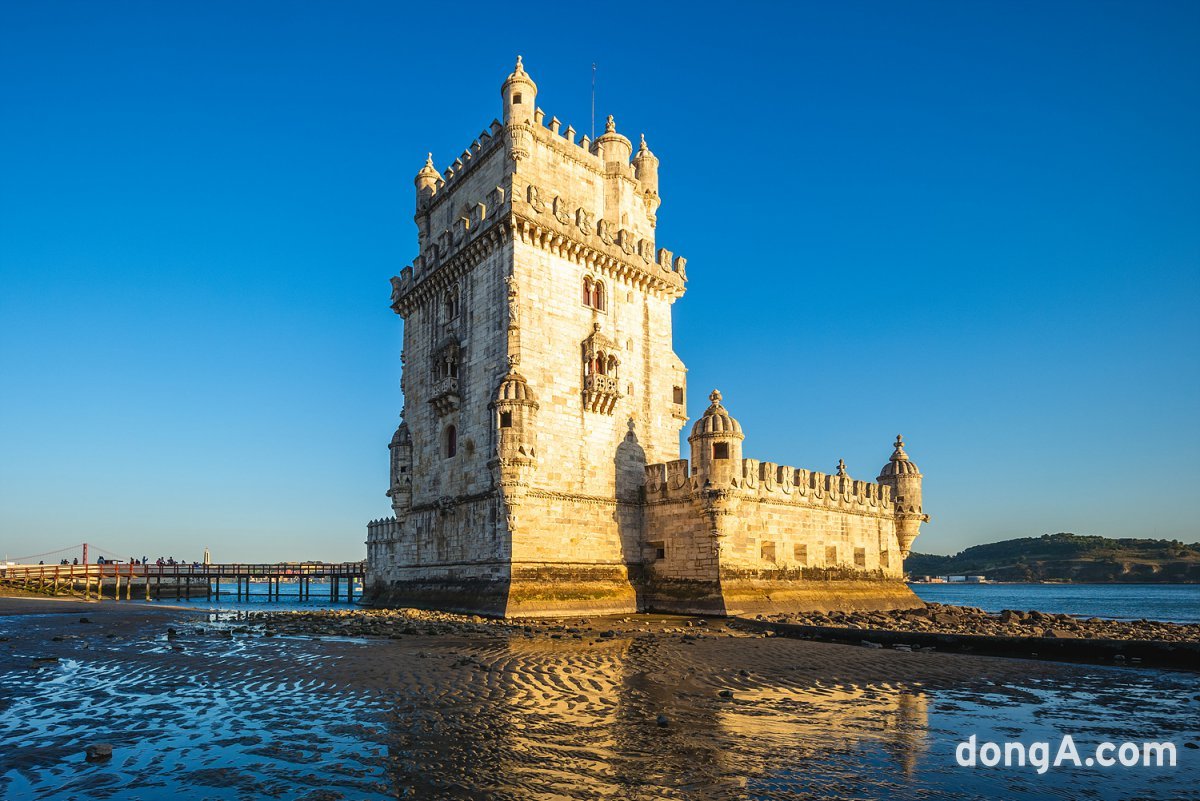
599 630 615 638
717 689 733 699
656 714 670 727
85 743 114 761
1043 629 1078 639
78 617 91 624
738 669 750 677
861 640 883 649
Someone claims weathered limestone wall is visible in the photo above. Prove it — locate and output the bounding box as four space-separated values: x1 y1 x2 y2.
641 457 920 615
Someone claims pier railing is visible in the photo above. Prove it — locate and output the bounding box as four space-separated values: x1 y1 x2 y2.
0 561 367 603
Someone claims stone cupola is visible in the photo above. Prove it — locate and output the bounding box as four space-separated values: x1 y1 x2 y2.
592 114 633 166
876 435 928 557
688 389 744 483
501 55 537 124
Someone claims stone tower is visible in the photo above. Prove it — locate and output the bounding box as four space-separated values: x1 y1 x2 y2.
367 59 928 618
367 58 689 616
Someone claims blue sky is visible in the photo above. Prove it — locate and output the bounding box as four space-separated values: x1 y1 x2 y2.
1 1 1197 563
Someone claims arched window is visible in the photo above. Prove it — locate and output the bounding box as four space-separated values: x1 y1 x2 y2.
444 425 457 458
606 355 618 375
582 277 606 311
596 351 607 374
443 290 459 321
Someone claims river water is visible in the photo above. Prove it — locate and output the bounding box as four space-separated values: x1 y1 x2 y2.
910 583 1200 624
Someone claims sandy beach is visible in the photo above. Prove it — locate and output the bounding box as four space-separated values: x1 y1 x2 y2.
1 598 1197 800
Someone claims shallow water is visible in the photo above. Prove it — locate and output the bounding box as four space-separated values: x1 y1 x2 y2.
910 583 1200 624
0 611 1196 800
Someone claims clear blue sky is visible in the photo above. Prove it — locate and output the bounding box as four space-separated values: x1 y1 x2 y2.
1 1 1197 563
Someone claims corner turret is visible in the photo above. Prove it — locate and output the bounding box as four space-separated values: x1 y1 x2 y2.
688 389 744 485
633 134 661 225
386 418 413 519
414 153 439 205
876 435 929 557
501 55 537 125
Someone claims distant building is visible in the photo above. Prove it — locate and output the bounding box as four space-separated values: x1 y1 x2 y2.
365 59 931 617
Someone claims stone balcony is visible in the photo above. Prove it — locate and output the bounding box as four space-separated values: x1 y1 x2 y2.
429 375 460 416
583 373 621 415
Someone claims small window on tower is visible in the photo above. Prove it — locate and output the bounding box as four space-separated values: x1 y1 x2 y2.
513 93 522 104
854 547 867 568
444 425 457 458
672 386 684 404
760 541 777 563
712 443 730 460
499 411 513 428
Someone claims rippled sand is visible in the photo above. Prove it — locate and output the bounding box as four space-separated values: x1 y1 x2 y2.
0 600 1196 800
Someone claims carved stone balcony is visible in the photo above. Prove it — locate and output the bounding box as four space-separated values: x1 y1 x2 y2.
583 373 621 415
429 376 460 416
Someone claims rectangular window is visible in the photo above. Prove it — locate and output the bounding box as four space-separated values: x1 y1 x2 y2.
825 545 838 566
793 544 807 565
499 411 513 428
854 547 867 568
712 442 730 460
760 541 776 563
647 541 665 561
880 550 890 569
672 386 684 404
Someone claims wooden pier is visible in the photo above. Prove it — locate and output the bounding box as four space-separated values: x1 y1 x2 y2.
0 561 366 603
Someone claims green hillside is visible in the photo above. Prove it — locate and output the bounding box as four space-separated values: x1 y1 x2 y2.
907 532 1200 583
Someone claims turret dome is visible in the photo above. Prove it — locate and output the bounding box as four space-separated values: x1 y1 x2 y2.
690 389 743 439
501 55 537 95
415 153 438 184
495 371 538 404
877 435 921 480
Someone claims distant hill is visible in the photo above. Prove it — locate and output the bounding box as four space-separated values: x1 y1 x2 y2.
907 533 1200 583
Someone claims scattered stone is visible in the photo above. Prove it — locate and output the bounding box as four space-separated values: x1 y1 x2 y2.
85 743 114 761
655 714 670 727
861 640 883 649
78 617 90 624
717 689 734 699
1043 629 1079 639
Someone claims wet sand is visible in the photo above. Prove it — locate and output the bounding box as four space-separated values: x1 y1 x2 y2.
1 599 1197 800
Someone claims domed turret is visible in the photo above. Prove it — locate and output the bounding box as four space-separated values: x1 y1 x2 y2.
592 115 632 166
491 372 539 465
876 435 927 558
689 389 744 482
386 419 413 519
632 134 659 195
501 55 537 124
414 153 439 206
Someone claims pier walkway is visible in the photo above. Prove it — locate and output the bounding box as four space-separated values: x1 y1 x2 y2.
0 561 366 603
